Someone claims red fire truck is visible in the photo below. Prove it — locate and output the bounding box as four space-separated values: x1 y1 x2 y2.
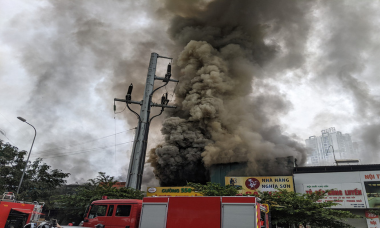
0 192 44 228
83 196 269 228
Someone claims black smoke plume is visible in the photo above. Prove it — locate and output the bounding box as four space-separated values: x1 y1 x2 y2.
149 0 311 186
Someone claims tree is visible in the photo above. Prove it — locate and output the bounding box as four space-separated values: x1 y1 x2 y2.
56 172 144 222
258 189 362 228
0 140 70 205
187 182 241 196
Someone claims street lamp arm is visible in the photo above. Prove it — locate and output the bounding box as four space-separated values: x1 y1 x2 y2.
16 121 37 195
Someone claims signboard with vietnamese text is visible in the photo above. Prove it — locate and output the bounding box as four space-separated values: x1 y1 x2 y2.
367 219 380 228
225 176 294 195
366 210 380 228
146 187 203 197
302 183 366 208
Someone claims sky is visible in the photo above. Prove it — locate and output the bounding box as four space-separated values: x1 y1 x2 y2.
0 0 379 188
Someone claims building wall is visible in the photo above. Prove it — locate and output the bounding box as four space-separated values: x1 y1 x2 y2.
210 163 247 186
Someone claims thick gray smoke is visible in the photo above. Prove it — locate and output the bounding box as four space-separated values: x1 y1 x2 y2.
1 1 171 184
309 1 380 162
2 0 379 187
149 0 311 186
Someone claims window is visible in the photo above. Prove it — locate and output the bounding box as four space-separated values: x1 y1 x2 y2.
107 205 114 216
88 205 107 218
115 205 131 217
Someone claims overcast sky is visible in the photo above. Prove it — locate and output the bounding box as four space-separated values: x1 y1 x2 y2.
0 0 379 187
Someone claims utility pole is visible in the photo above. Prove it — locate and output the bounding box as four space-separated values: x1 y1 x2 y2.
114 53 178 190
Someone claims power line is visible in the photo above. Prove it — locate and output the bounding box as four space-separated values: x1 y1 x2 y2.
32 141 133 159
0 128 13 144
33 128 136 155
32 136 133 157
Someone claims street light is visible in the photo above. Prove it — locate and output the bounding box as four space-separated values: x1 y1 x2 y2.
16 116 37 195
326 145 337 166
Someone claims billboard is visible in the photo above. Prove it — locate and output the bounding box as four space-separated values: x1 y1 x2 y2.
146 187 203 197
225 176 294 194
366 210 380 228
303 183 365 208
294 171 380 209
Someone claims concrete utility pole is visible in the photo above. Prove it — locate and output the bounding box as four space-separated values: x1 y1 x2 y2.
114 53 178 190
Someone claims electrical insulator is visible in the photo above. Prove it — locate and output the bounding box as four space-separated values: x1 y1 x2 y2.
126 83 133 100
161 94 166 105
164 63 171 82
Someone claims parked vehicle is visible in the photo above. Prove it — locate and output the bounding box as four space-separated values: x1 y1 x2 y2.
83 196 269 228
0 192 44 228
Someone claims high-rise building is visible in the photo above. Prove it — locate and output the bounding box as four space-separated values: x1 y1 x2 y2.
305 127 356 165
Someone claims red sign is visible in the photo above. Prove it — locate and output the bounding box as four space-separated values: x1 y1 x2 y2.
245 178 260 190
366 210 379 219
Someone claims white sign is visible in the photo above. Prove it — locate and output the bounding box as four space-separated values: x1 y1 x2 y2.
367 218 380 228
303 183 366 208
147 187 157 193
361 172 380 182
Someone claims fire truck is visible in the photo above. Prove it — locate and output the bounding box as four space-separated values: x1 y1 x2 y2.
83 196 270 228
0 192 44 228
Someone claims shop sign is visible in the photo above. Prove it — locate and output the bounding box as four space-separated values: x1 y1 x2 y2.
146 187 202 197
362 172 380 181
225 176 294 195
366 210 379 219
366 210 380 228
367 218 380 228
302 183 366 208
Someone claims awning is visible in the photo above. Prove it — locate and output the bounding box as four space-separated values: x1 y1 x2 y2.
11 208 44 215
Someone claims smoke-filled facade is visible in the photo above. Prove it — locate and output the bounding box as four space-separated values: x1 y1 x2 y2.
149 0 310 186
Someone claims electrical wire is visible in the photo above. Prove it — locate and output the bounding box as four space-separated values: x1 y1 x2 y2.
32 141 133 159
32 129 135 155
171 81 178 97
0 128 13 144
115 104 127 114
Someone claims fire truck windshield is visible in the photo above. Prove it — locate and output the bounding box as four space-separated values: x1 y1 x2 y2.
88 205 107 218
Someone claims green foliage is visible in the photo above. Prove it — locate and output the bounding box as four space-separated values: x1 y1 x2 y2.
369 209 380 215
258 189 362 228
56 172 144 219
187 182 241 196
0 140 69 206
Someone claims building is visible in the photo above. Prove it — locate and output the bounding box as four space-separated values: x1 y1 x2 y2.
305 127 357 165
294 164 380 228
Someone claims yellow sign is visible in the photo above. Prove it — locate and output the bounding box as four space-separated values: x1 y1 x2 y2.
225 176 294 195
146 187 203 197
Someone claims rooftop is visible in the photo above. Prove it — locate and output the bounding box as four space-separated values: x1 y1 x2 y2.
294 164 380 174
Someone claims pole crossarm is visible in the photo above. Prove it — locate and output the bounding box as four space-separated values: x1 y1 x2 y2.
157 55 173 60
154 76 179 83
151 103 176 109
114 98 142 105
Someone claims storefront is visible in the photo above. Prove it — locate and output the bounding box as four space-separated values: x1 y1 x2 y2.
294 165 380 228
225 176 294 194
